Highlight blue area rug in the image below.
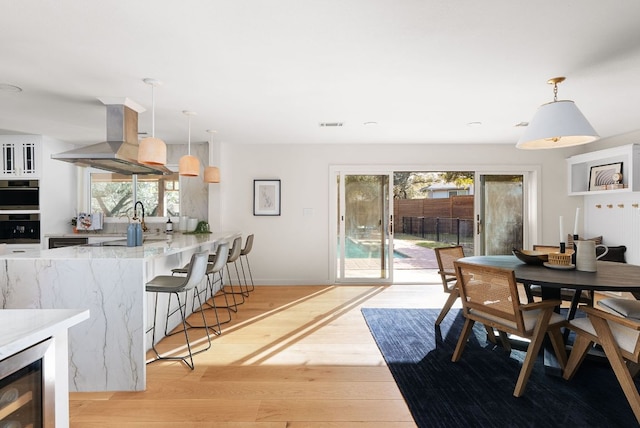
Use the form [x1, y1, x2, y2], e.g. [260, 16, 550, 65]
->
[361, 307, 638, 428]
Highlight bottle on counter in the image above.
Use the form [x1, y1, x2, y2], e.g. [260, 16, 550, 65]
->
[126, 223, 136, 247]
[135, 222, 143, 246]
[166, 217, 173, 234]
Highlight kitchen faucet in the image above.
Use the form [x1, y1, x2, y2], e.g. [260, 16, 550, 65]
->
[133, 201, 148, 232]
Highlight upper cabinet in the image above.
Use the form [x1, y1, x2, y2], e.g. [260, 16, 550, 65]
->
[1, 140, 40, 177]
[567, 143, 640, 196]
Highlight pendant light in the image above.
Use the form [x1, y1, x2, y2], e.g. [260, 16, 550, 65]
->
[138, 78, 167, 165]
[516, 77, 598, 149]
[179, 110, 200, 176]
[204, 129, 220, 183]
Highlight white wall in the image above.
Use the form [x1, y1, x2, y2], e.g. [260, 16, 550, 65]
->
[215, 141, 591, 285]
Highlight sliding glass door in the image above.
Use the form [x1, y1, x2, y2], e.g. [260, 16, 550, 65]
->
[336, 173, 393, 282]
[476, 174, 524, 255]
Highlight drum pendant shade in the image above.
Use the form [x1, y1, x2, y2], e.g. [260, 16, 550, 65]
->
[179, 111, 199, 177]
[204, 166, 220, 183]
[138, 78, 167, 165]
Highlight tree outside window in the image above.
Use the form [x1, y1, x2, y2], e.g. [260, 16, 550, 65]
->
[90, 171, 180, 218]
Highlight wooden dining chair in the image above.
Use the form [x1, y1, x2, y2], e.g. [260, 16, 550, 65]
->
[434, 246, 465, 326]
[434, 246, 502, 346]
[563, 299, 640, 423]
[451, 260, 567, 397]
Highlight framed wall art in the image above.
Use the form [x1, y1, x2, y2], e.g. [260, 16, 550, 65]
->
[589, 162, 623, 191]
[253, 179, 281, 216]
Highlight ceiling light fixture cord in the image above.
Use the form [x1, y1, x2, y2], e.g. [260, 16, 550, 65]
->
[151, 84, 156, 137]
[188, 113, 192, 154]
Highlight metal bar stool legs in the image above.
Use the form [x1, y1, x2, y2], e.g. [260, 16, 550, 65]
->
[239, 234, 255, 293]
[146, 251, 211, 370]
[172, 243, 233, 335]
[221, 236, 249, 301]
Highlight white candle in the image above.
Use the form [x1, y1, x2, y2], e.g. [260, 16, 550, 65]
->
[573, 208, 580, 236]
[559, 216, 564, 242]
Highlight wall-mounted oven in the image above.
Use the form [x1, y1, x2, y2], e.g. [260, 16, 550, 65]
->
[0, 180, 39, 211]
[0, 213, 40, 244]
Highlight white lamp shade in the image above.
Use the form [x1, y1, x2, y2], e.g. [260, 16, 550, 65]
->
[516, 100, 599, 149]
[179, 155, 200, 177]
[204, 166, 220, 183]
[138, 137, 167, 165]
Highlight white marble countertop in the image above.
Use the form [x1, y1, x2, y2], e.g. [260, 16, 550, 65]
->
[1, 231, 239, 260]
[0, 309, 90, 360]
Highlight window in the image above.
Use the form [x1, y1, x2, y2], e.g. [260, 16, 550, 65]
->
[89, 170, 180, 218]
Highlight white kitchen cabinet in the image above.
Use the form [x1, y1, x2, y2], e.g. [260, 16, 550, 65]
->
[566, 143, 640, 196]
[1, 140, 40, 177]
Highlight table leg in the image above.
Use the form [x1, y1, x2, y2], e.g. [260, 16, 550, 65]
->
[538, 284, 564, 376]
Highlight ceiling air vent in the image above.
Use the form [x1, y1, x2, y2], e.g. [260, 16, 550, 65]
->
[319, 122, 344, 127]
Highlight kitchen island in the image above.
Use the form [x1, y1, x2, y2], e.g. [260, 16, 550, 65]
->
[0, 309, 89, 427]
[0, 231, 240, 392]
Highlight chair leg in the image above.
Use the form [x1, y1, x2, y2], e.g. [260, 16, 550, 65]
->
[151, 289, 212, 370]
[513, 308, 553, 397]
[548, 327, 567, 370]
[214, 269, 240, 312]
[240, 255, 255, 292]
[485, 325, 498, 345]
[563, 334, 593, 381]
[452, 318, 475, 362]
[590, 315, 640, 424]
[498, 330, 512, 353]
[221, 262, 248, 301]
[233, 260, 250, 297]
[222, 265, 244, 312]
[184, 283, 224, 336]
[435, 290, 459, 326]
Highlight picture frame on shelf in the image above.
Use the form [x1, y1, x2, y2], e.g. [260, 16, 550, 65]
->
[589, 162, 623, 191]
[253, 179, 281, 216]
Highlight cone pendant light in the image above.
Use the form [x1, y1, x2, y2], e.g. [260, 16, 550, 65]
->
[179, 111, 200, 176]
[138, 78, 167, 165]
[204, 129, 220, 183]
[516, 77, 598, 149]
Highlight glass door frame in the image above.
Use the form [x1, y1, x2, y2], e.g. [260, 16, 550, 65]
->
[329, 164, 541, 283]
[474, 168, 540, 255]
[330, 166, 394, 284]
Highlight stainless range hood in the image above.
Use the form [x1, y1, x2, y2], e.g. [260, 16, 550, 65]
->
[52, 99, 172, 175]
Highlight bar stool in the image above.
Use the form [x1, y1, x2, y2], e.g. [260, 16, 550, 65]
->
[146, 251, 210, 370]
[220, 236, 249, 306]
[239, 234, 255, 292]
[171, 242, 232, 334]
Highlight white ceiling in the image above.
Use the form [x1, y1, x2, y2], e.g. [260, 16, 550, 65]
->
[1, 0, 640, 147]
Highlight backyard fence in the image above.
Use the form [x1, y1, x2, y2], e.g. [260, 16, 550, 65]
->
[401, 216, 474, 247]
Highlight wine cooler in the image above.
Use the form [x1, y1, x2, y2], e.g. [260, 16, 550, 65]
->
[0, 338, 54, 428]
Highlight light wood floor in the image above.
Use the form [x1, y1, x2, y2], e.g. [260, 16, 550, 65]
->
[69, 272, 449, 427]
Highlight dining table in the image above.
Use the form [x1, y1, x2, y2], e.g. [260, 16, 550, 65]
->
[458, 255, 640, 375]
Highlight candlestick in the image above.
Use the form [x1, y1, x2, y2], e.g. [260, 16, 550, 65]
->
[573, 208, 580, 236]
[559, 216, 564, 242]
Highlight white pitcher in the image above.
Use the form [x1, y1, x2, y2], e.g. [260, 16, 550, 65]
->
[575, 240, 609, 272]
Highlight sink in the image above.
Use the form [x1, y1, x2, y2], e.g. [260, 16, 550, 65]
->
[85, 236, 168, 247]
[143, 236, 168, 242]
[100, 240, 128, 246]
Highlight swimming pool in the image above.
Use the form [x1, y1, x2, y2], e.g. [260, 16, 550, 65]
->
[342, 239, 407, 259]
